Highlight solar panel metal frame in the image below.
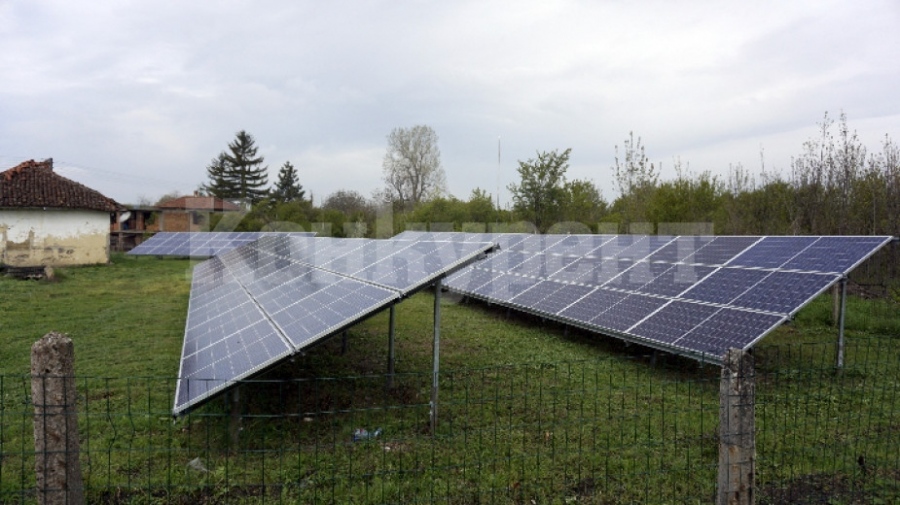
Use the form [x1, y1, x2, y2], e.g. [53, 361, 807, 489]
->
[173, 236, 496, 416]
[443, 233, 893, 364]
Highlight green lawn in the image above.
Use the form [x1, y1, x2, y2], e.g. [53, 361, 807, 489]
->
[1, 253, 899, 503]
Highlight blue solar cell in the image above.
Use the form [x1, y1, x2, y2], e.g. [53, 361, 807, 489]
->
[631, 301, 719, 343]
[645, 236, 715, 263]
[471, 273, 540, 300]
[591, 235, 645, 258]
[732, 271, 838, 314]
[444, 267, 495, 293]
[781, 236, 892, 273]
[130, 231, 316, 257]
[726, 236, 817, 268]
[609, 261, 674, 292]
[686, 236, 760, 265]
[508, 254, 558, 278]
[177, 289, 293, 412]
[546, 256, 596, 283]
[672, 309, 785, 357]
[558, 288, 628, 324]
[680, 268, 771, 304]
[271, 278, 398, 348]
[512, 234, 566, 254]
[509, 280, 564, 309]
[591, 294, 668, 332]
[539, 283, 594, 314]
[544, 235, 615, 257]
[574, 258, 634, 287]
[638, 264, 717, 297]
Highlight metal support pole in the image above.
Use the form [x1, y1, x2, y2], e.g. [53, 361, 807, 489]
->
[387, 305, 396, 389]
[341, 330, 348, 355]
[430, 278, 442, 433]
[230, 386, 242, 451]
[836, 278, 848, 368]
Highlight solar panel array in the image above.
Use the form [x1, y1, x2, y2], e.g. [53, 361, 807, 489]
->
[174, 234, 495, 415]
[417, 232, 894, 363]
[128, 231, 316, 257]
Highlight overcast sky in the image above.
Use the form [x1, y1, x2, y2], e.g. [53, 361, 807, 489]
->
[2, 1, 898, 206]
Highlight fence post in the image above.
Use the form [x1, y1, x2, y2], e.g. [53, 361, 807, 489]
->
[31, 332, 85, 505]
[717, 348, 755, 505]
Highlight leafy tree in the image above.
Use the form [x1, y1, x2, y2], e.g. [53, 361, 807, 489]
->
[561, 179, 607, 225]
[270, 161, 306, 203]
[322, 189, 372, 217]
[382, 125, 447, 210]
[507, 148, 572, 232]
[466, 188, 498, 224]
[645, 169, 723, 232]
[204, 130, 269, 204]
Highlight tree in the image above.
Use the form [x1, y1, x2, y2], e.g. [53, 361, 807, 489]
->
[203, 153, 235, 198]
[561, 178, 607, 224]
[322, 189, 373, 217]
[507, 148, 572, 232]
[270, 161, 305, 203]
[382, 125, 447, 210]
[204, 130, 269, 204]
[612, 132, 659, 231]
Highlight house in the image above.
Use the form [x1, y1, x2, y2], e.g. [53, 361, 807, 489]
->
[0, 158, 122, 267]
[109, 194, 243, 251]
[154, 194, 243, 232]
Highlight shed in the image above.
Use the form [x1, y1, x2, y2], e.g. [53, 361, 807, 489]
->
[0, 158, 122, 267]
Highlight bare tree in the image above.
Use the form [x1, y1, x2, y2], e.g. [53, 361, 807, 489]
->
[382, 125, 447, 210]
[612, 131, 659, 231]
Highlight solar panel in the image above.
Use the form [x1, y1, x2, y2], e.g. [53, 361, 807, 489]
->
[128, 231, 316, 257]
[173, 235, 495, 415]
[443, 233, 893, 363]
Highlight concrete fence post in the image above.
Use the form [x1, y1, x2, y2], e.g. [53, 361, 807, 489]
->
[717, 348, 756, 505]
[31, 332, 84, 505]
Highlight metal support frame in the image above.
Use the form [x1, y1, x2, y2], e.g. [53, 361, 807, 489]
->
[836, 278, 848, 368]
[387, 304, 396, 388]
[341, 330, 348, 355]
[430, 278, 442, 433]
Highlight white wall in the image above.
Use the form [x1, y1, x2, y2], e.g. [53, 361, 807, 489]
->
[0, 209, 110, 266]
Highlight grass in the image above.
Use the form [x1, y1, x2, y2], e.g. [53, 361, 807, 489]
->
[1, 253, 899, 503]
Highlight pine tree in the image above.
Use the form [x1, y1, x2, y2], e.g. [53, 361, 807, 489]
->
[203, 130, 270, 204]
[202, 153, 236, 198]
[270, 161, 306, 203]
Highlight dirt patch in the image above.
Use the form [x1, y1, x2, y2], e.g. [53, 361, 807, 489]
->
[759, 471, 898, 504]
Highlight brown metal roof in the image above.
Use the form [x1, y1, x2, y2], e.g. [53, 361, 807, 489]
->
[0, 159, 122, 212]
[157, 195, 242, 211]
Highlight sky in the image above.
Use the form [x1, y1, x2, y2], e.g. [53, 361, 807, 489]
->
[1, 0, 899, 207]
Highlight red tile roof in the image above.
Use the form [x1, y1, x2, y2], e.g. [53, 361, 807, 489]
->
[0, 159, 122, 212]
[157, 195, 242, 211]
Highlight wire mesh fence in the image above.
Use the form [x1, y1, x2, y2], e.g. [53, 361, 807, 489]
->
[2, 337, 899, 504]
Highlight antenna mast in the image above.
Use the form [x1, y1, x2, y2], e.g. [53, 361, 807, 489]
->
[497, 136, 501, 211]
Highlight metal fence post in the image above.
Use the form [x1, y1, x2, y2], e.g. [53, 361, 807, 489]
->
[31, 332, 84, 505]
[717, 348, 755, 505]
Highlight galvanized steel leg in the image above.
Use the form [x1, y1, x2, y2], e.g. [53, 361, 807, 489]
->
[387, 304, 396, 389]
[431, 278, 442, 433]
[836, 278, 848, 368]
